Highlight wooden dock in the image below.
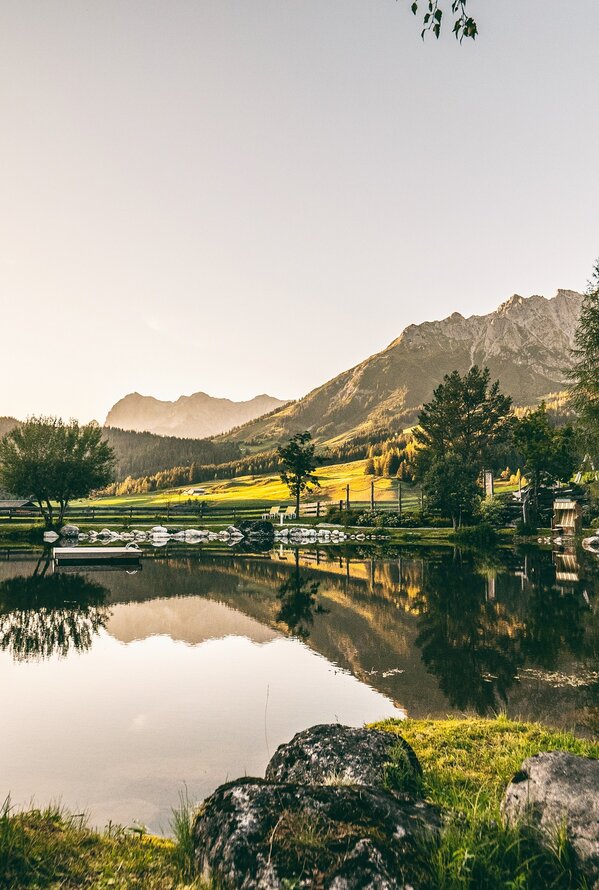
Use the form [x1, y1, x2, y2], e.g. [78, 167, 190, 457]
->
[53, 546, 142, 567]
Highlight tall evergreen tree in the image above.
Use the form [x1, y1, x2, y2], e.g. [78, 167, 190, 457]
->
[570, 259, 599, 459]
[415, 366, 513, 472]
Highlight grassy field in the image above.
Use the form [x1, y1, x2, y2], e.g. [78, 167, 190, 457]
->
[75, 459, 423, 511]
[2, 718, 597, 889]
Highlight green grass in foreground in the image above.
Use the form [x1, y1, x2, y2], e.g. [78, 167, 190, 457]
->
[0, 797, 206, 890]
[373, 716, 599, 888]
[2, 719, 597, 889]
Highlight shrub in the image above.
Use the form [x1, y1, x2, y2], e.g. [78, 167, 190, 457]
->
[515, 520, 538, 536]
[454, 522, 498, 545]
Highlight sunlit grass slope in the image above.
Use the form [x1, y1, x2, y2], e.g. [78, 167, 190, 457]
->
[79, 459, 421, 510]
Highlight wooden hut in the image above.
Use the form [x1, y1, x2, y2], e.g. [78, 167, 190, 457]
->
[552, 498, 582, 536]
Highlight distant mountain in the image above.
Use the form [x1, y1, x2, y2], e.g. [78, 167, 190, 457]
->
[105, 391, 287, 439]
[221, 289, 583, 447]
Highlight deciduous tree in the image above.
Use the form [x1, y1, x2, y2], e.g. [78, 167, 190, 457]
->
[277, 431, 322, 519]
[0, 417, 115, 529]
[514, 403, 577, 510]
[422, 452, 481, 528]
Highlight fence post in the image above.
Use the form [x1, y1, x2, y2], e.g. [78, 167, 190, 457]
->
[317, 500, 320, 518]
[346, 484, 350, 512]
[370, 480, 374, 510]
[398, 481, 402, 516]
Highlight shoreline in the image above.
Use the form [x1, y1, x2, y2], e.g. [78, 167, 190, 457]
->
[3, 717, 597, 889]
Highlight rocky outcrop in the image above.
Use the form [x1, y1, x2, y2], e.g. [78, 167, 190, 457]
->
[265, 723, 421, 791]
[193, 778, 439, 889]
[502, 751, 599, 888]
[193, 724, 438, 888]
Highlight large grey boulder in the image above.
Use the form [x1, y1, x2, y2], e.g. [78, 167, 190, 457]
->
[193, 778, 439, 889]
[59, 524, 79, 537]
[502, 751, 599, 888]
[265, 723, 421, 791]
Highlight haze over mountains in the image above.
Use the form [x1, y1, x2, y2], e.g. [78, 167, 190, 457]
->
[220, 289, 583, 447]
[87, 288, 582, 451]
[105, 392, 287, 439]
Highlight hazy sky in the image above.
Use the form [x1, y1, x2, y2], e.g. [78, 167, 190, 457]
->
[1, 1, 598, 422]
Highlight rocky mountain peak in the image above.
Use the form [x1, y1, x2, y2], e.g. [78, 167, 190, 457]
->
[222, 287, 584, 447]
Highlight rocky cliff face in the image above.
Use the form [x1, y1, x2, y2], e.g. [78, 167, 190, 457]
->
[105, 391, 287, 439]
[223, 289, 583, 445]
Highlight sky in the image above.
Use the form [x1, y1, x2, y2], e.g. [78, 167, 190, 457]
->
[1, 0, 598, 423]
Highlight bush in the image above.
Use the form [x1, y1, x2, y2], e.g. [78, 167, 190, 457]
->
[515, 520, 538, 536]
[454, 522, 498, 545]
[477, 496, 511, 528]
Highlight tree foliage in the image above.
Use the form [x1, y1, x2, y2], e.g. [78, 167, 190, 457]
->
[277, 432, 322, 518]
[415, 366, 513, 472]
[414, 367, 512, 527]
[514, 403, 577, 506]
[410, 0, 478, 41]
[0, 417, 115, 528]
[422, 452, 482, 528]
[570, 259, 599, 459]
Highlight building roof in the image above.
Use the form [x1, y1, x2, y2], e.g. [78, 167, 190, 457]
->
[0, 499, 36, 508]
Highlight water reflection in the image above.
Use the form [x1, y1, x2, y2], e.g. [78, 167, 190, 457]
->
[0, 570, 110, 661]
[412, 551, 590, 713]
[276, 551, 327, 640]
[0, 543, 597, 833]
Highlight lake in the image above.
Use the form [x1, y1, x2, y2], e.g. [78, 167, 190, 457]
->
[0, 544, 597, 834]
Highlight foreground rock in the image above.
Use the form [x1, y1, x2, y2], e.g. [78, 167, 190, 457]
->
[502, 751, 599, 887]
[265, 723, 421, 791]
[194, 778, 439, 889]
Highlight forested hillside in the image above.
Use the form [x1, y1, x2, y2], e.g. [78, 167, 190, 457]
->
[0, 418, 241, 483]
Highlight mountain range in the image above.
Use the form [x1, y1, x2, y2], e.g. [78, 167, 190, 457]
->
[104, 392, 287, 439]
[218, 288, 583, 447]
[98, 288, 583, 449]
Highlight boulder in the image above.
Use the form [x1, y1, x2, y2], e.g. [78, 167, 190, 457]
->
[265, 724, 421, 791]
[193, 778, 439, 889]
[502, 751, 599, 887]
[59, 524, 79, 537]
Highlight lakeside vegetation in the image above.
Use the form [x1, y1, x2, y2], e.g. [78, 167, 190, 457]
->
[2, 718, 597, 890]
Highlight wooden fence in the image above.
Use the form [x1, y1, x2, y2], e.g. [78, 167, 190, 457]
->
[0, 496, 420, 524]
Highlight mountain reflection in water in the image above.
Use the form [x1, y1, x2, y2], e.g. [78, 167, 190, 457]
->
[0, 544, 597, 832]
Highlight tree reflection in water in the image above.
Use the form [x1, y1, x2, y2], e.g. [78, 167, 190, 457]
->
[414, 548, 595, 714]
[0, 569, 110, 662]
[276, 551, 327, 640]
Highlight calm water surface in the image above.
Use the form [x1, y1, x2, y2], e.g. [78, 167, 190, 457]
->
[0, 544, 597, 833]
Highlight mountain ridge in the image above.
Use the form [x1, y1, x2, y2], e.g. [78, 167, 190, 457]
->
[219, 288, 583, 447]
[105, 391, 287, 439]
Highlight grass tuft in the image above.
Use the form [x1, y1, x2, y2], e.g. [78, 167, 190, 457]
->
[169, 786, 198, 883]
[0, 794, 210, 889]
